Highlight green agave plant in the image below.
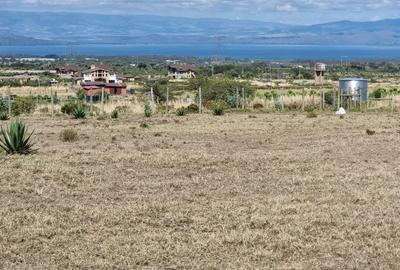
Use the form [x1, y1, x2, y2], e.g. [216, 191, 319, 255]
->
[73, 106, 87, 119]
[176, 107, 186, 116]
[0, 118, 36, 155]
[111, 109, 119, 119]
[0, 112, 9, 121]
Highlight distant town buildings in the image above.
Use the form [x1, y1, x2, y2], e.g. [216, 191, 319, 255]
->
[167, 64, 196, 79]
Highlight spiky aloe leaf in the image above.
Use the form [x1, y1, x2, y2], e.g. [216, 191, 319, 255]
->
[73, 106, 86, 119]
[0, 112, 9, 121]
[0, 118, 36, 155]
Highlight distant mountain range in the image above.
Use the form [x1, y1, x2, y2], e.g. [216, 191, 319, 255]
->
[0, 10, 400, 46]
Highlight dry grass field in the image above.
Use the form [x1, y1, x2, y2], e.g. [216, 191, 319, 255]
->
[1, 112, 400, 269]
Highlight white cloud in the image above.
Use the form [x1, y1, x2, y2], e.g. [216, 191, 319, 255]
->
[276, 3, 297, 12]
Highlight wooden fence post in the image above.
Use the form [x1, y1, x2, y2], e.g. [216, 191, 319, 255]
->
[302, 88, 305, 111]
[90, 95, 93, 113]
[7, 88, 11, 115]
[51, 89, 54, 117]
[166, 87, 169, 114]
[101, 87, 105, 113]
[150, 87, 154, 103]
[242, 87, 245, 110]
[199, 87, 202, 113]
[236, 87, 239, 109]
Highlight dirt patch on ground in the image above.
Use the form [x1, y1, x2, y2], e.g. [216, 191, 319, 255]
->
[1, 112, 400, 269]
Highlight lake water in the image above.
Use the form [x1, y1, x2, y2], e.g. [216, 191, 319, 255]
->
[0, 44, 399, 60]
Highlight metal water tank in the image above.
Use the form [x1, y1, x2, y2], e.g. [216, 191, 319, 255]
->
[339, 78, 368, 101]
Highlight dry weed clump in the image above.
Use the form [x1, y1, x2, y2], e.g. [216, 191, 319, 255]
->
[59, 128, 78, 142]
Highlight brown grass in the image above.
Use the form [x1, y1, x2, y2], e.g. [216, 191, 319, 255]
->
[1, 112, 400, 269]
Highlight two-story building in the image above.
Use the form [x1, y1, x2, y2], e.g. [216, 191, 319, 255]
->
[168, 64, 196, 80]
[80, 64, 127, 95]
[55, 64, 79, 78]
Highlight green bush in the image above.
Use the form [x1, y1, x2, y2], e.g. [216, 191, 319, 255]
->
[144, 102, 152, 118]
[61, 101, 80, 115]
[0, 112, 9, 121]
[0, 118, 36, 155]
[186, 103, 199, 113]
[76, 89, 87, 101]
[11, 97, 37, 116]
[0, 97, 8, 112]
[371, 88, 384, 99]
[324, 91, 335, 106]
[304, 104, 318, 113]
[60, 128, 78, 142]
[111, 110, 119, 119]
[189, 77, 255, 107]
[265, 91, 279, 101]
[212, 103, 225, 116]
[176, 107, 186, 116]
[73, 106, 86, 119]
[62, 101, 91, 116]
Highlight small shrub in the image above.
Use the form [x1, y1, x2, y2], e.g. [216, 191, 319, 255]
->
[114, 105, 129, 114]
[61, 101, 90, 115]
[0, 112, 9, 121]
[253, 103, 264, 110]
[60, 128, 78, 142]
[306, 111, 318, 118]
[73, 106, 86, 119]
[111, 110, 119, 119]
[176, 107, 186, 116]
[366, 129, 376, 135]
[11, 97, 36, 116]
[304, 104, 318, 113]
[144, 102, 152, 118]
[371, 88, 384, 99]
[39, 107, 49, 114]
[324, 91, 335, 106]
[0, 118, 36, 155]
[97, 114, 108, 121]
[212, 104, 225, 116]
[187, 103, 199, 113]
[76, 89, 86, 101]
[286, 102, 302, 111]
[62, 101, 79, 115]
[140, 122, 149, 128]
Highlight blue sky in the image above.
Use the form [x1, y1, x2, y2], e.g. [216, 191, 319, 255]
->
[1, 0, 399, 24]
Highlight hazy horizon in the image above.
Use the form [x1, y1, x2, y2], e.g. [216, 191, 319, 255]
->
[0, 0, 399, 24]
